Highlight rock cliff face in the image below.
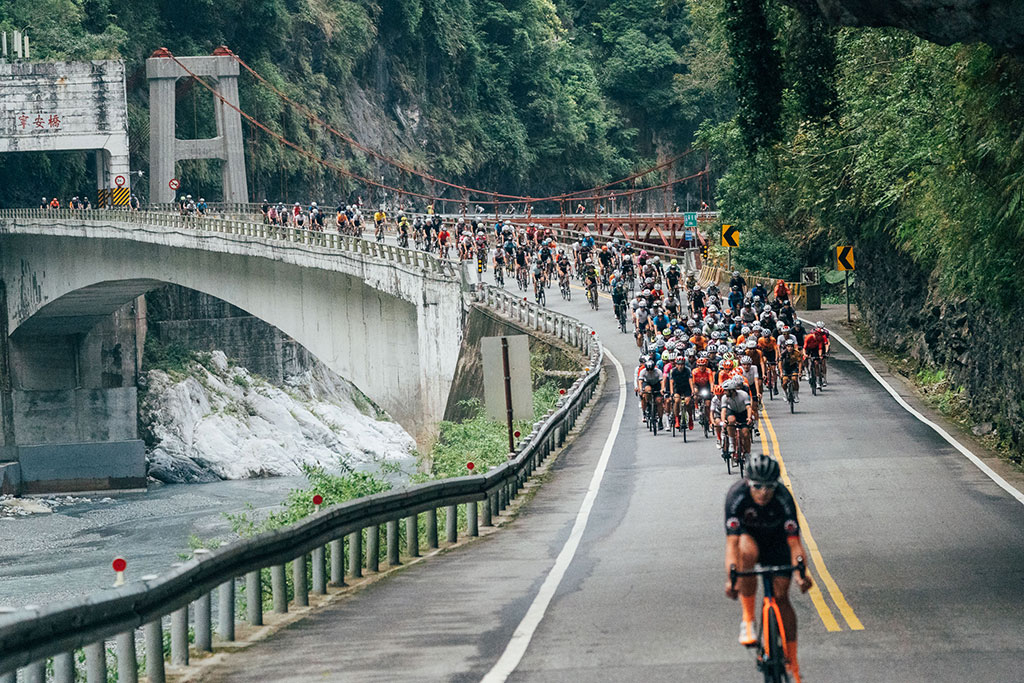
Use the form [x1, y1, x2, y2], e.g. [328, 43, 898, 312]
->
[855, 237, 1023, 458]
[790, 0, 1024, 51]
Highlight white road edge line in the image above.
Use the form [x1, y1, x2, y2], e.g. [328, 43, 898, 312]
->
[801, 317, 1024, 506]
[481, 347, 626, 683]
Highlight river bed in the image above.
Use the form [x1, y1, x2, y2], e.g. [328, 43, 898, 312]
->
[0, 476, 307, 609]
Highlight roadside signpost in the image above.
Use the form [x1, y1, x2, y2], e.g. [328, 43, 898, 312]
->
[722, 224, 739, 270]
[836, 246, 855, 322]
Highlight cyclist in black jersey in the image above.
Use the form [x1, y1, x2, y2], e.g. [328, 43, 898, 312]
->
[725, 455, 812, 682]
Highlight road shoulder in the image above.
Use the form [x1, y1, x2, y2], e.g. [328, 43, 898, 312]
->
[808, 303, 1024, 499]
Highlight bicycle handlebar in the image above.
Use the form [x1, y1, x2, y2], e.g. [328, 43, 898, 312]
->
[729, 557, 806, 591]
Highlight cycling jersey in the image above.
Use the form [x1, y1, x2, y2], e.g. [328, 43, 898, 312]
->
[724, 479, 800, 562]
[638, 368, 663, 388]
[722, 390, 750, 415]
[780, 350, 802, 374]
[669, 365, 692, 396]
[692, 367, 714, 387]
[804, 333, 825, 354]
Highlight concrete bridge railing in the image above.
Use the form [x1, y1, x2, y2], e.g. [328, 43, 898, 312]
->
[0, 281, 602, 682]
[0, 208, 460, 279]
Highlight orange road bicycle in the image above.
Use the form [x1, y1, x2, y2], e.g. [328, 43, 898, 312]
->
[730, 559, 807, 683]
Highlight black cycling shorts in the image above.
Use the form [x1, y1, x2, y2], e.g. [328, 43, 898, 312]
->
[725, 409, 749, 422]
[748, 531, 791, 567]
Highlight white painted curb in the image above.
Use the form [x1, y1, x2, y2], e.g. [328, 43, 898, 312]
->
[801, 317, 1024, 506]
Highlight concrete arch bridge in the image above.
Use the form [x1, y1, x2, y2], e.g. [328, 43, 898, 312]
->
[0, 210, 465, 492]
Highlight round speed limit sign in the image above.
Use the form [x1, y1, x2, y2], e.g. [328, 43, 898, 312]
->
[114, 175, 126, 187]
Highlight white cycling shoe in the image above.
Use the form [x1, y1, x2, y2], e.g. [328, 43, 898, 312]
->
[739, 620, 757, 646]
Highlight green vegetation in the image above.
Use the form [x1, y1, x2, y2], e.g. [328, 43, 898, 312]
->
[140, 337, 200, 377]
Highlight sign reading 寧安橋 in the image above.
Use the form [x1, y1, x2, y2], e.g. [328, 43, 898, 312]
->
[0, 60, 130, 194]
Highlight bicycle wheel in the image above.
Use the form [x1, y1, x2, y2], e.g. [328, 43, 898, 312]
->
[810, 365, 817, 396]
[763, 606, 789, 683]
[682, 408, 688, 443]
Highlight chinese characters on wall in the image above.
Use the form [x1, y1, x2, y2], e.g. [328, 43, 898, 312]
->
[14, 113, 61, 130]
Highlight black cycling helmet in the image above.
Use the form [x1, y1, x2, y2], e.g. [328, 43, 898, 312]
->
[746, 455, 781, 484]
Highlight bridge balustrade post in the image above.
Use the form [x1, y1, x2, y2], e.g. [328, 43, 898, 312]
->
[331, 539, 345, 585]
[490, 490, 500, 519]
[219, 579, 236, 641]
[426, 508, 439, 549]
[387, 520, 401, 566]
[271, 565, 288, 613]
[406, 515, 420, 557]
[171, 606, 189, 666]
[144, 620, 165, 682]
[498, 484, 507, 510]
[467, 500, 478, 537]
[346, 531, 361, 580]
[366, 525, 380, 572]
[23, 661, 46, 683]
[312, 545, 327, 594]
[246, 571, 263, 626]
[52, 653, 74, 683]
[293, 554, 308, 607]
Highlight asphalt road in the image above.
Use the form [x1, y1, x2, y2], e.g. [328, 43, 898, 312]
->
[204, 259, 1024, 682]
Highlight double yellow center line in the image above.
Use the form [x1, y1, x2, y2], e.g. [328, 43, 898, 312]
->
[758, 409, 864, 633]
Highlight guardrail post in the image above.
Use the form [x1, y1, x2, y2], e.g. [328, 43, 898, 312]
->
[52, 653, 74, 683]
[406, 514, 419, 557]
[246, 571, 263, 626]
[387, 519, 401, 566]
[446, 504, 458, 543]
[498, 484, 507, 510]
[467, 500, 479, 536]
[490, 491, 499, 519]
[219, 579, 236, 641]
[171, 606, 189, 665]
[272, 565, 288, 613]
[293, 554, 308, 607]
[331, 539, 345, 585]
[194, 591, 212, 652]
[144, 620, 165, 682]
[116, 631, 138, 682]
[481, 496, 492, 526]
[426, 508, 439, 549]
[312, 545, 327, 594]
[366, 525, 380, 572]
[347, 531, 361, 579]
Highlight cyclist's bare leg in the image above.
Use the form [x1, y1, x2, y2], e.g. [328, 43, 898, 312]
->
[735, 534, 759, 616]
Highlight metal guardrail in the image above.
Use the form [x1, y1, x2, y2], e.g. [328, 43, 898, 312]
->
[0, 210, 604, 681]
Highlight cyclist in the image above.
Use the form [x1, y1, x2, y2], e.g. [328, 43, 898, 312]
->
[729, 270, 746, 294]
[773, 279, 791, 304]
[720, 378, 753, 462]
[738, 355, 761, 433]
[666, 351, 695, 431]
[724, 454, 813, 683]
[814, 321, 831, 386]
[803, 324, 827, 389]
[637, 358, 664, 427]
[582, 258, 599, 302]
[532, 264, 547, 303]
[611, 277, 628, 327]
[779, 339, 803, 403]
